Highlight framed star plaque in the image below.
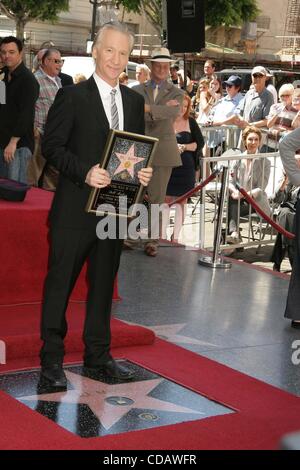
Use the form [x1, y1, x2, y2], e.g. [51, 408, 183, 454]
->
[86, 129, 158, 218]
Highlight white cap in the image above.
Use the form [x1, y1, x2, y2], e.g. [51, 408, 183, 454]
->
[252, 66, 272, 77]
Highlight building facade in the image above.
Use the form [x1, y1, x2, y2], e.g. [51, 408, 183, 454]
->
[0, 0, 159, 57]
[0, 0, 299, 66]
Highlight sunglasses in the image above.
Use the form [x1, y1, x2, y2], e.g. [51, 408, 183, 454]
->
[252, 73, 264, 78]
[280, 94, 292, 98]
[225, 84, 234, 88]
[48, 58, 64, 64]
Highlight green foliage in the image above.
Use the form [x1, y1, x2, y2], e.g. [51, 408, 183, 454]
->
[116, 0, 259, 28]
[205, 0, 259, 27]
[116, 0, 141, 12]
[0, 0, 69, 23]
[117, 0, 162, 32]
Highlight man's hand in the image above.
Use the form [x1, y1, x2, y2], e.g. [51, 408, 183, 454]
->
[166, 99, 180, 107]
[4, 140, 17, 163]
[236, 117, 248, 128]
[137, 167, 153, 187]
[178, 143, 186, 154]
[238, 120, 248, 129]
[85, 165, 111, 188]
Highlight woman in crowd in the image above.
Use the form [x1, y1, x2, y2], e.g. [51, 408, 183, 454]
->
[209, 75, 223, 104]
[165, 94, 204, 242]
[227, 126, 271, 245]
[118, 71, 129, 85]
[267, 84, 296, 148]
[194, 78, 215, 125]
[291, 88, 300, 128]
[73, 73, 87, 84]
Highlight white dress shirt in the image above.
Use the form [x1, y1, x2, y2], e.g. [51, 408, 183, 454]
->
[93, 72, 124, 130]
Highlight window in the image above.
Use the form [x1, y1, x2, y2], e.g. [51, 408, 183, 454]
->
[256, 16, 271, 30]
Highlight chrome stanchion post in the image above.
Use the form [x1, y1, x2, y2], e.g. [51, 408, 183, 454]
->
[198, 166, 231, 268]
[199, 158, 206, 249]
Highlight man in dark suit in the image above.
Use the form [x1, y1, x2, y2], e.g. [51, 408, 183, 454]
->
[279, 127, 300, 329]
[40, 22, 152, 388]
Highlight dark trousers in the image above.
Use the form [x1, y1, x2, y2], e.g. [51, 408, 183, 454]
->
[271, 233, 294, 269]
[271, 207, 296, 270]
[285, 199, 300, 320]
[40, 227, 123, 366]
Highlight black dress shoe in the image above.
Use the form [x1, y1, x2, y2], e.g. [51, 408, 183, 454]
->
[40, 364, 67, 388]
[291, 320, 300, 329]
[84, 359, 135, 380]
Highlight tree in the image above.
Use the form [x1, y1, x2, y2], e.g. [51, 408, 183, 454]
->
[205, 0, 259, 28]
[0, 0, 69, 40]
[117, 0, 162, 34]
[117, 0, 259, 39]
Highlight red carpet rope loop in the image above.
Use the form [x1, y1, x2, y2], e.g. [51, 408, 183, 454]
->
[236, 183, 295, 240]
[168, 169, 220, 206]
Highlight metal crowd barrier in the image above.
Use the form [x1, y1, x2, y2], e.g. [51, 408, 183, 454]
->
[194, 125, 283, 254]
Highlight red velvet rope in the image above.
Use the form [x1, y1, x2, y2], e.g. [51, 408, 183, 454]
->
[168, 169, 219, 207]
[236, 184, 295, 240]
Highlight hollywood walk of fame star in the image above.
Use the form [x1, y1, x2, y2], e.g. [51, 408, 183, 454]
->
[124, 321, 218, 347]
[114, 144, 145, 178]
[19, 371, 204, 430]
[150, 323, 218, 347]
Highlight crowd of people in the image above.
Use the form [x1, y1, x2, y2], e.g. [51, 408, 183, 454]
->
[1, 23, 300, 372]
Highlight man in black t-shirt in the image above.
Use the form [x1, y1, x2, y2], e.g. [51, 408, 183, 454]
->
[0, 36, 39, 183]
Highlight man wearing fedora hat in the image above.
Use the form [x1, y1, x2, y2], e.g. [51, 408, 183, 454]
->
[132, 47, 184, 257]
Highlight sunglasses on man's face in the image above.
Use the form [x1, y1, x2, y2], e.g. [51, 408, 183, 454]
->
[252, 73, 264, 78]
[226, 84, 234, 88]
[47, 58, 64, 65]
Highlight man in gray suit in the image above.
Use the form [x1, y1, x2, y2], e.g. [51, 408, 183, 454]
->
[279, 128, 300, 328]
[133, 48, 184, 256]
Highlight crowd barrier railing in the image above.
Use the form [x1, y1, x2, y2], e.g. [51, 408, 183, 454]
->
[194, 124, 284, 253]
[236, 183, 295, 240]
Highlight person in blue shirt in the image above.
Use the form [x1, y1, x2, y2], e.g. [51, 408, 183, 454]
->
[206, 75, 243, 154]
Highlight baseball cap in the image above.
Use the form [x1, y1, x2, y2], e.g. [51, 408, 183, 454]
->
[223, 75, 242, 87]
[251, 66, 271, 77]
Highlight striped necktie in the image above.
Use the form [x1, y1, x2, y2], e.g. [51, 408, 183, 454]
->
[110, 88, 119, 129]
[153, 84, 159, 102]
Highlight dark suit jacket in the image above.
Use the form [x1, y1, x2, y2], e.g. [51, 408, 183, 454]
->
[42, 76, 145, 230]
[59, 72, 74, 87]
